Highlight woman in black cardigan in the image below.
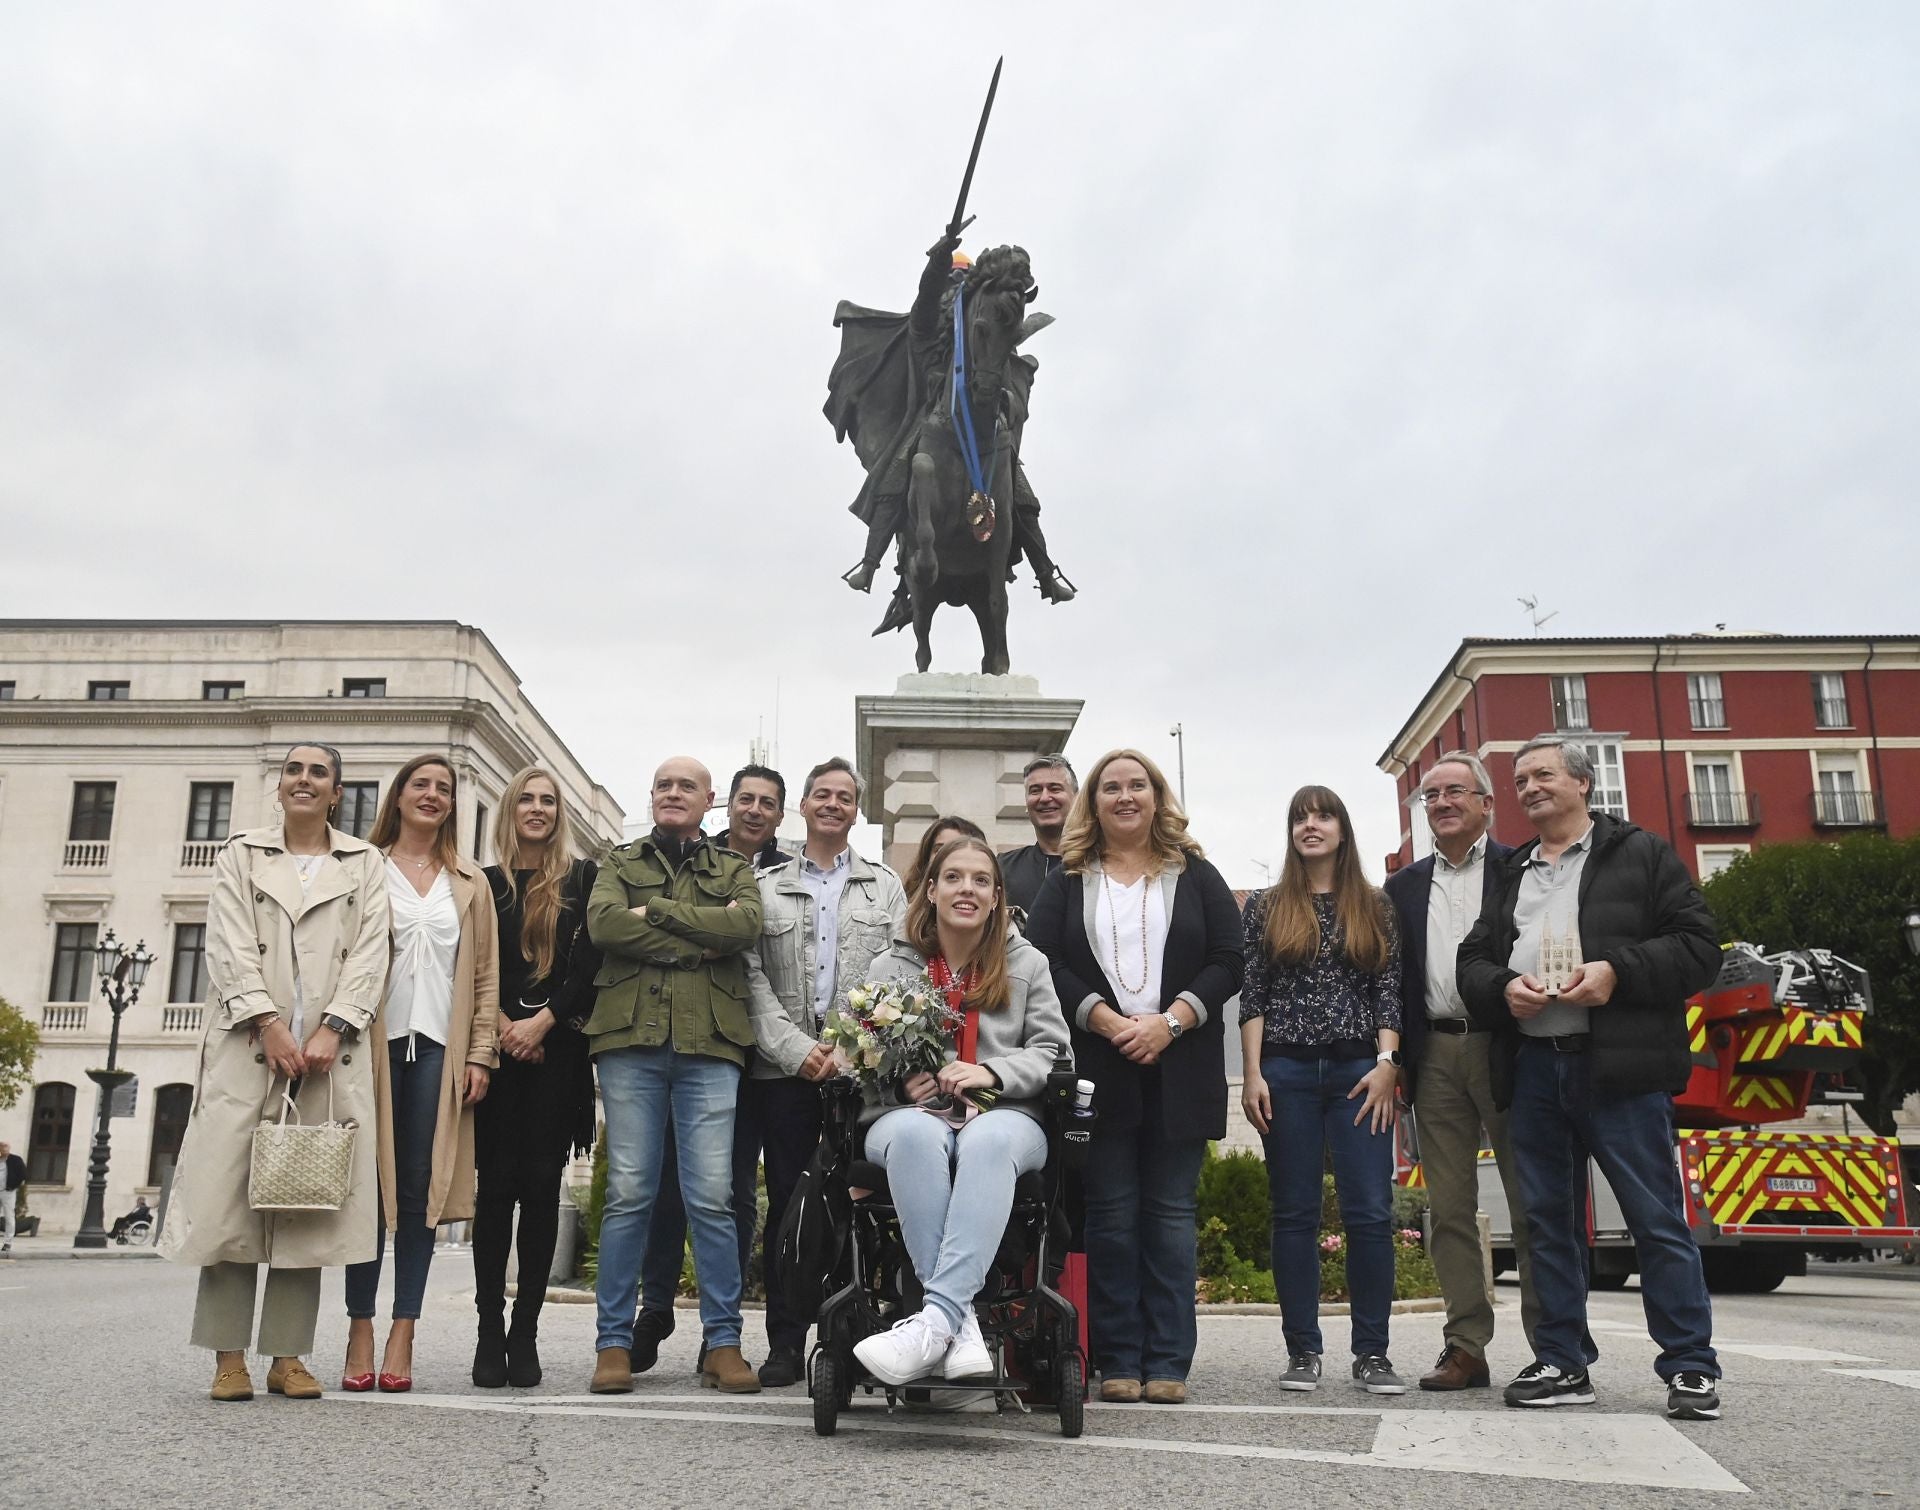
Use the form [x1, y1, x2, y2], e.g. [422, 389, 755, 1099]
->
[1026, 748, 1244, 1405]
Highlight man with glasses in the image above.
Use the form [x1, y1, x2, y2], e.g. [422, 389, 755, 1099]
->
[1383, 752, 1535, 1390]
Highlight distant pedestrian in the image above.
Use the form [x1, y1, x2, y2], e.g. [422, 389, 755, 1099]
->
[2, 1140, 25, 1253]
[902, 816, 988, 902]
[158, 743, 391, 1403]
[342, 752, 500, 1395]
[1458, 735, 1724, 1421]
[1001, 756, 1076, 920]
[1382, 752, 1538, 1390]
[1239, 785, 1408, 1397]
[1026, 748, 1243, 1406]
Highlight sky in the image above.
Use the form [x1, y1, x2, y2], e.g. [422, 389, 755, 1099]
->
[2, 4, 1916, 886]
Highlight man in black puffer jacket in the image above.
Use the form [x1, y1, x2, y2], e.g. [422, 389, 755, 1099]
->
[1459, 736, 1723, 1423]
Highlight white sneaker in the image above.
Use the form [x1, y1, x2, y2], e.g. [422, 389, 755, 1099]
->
[942, 1311, 993, 1379]
[854, 1308, 953, 1386]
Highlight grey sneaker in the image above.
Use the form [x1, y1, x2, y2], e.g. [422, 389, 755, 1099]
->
[1352, 1355, 1408, 1394]
[1278, 1352, 1322, 1391]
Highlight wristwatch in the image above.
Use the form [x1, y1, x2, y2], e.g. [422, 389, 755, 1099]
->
[1162, 1012, 1185, 1041]
[321, 1013, 360, 1042]
[1376, 1048, 1402, 1068]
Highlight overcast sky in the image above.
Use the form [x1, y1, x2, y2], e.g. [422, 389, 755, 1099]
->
[3, 4, 1915, 885]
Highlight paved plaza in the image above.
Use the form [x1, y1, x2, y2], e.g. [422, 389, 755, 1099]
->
[4, 1252, 1916, 1506]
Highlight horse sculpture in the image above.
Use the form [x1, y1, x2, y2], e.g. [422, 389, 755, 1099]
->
[826, 235, 1060, 675]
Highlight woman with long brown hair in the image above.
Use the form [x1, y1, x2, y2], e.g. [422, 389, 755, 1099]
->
[472, 766, 600, 1387]
[1239, 785, 1405, 1396]
[1025, 748, 1244, 1405]
[342, 753, 499, 1392]
[849, 837, 1071, 1386]
[901, 814, 987, 901]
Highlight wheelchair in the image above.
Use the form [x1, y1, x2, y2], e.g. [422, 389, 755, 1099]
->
[808, 1055, 1091, 1438]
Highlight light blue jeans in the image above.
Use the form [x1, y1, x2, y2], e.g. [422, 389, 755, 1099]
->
[594, 1046, 743, 1353]
[866, 1107, 1048, 1334]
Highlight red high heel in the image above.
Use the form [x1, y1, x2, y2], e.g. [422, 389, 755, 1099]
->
[377, 1371, 412, 1393]
[340, 1372, 376, 1393]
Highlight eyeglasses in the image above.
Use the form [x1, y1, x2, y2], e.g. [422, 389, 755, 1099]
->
[1419, 785, 1486, 806]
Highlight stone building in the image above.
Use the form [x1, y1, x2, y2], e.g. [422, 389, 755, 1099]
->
[0, 619, 624, 1235]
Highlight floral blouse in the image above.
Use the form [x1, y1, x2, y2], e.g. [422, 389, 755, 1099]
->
[1238, 890, 1402, 1054]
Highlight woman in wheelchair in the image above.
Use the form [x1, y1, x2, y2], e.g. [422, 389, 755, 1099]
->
[849, 836, 1071, 1387]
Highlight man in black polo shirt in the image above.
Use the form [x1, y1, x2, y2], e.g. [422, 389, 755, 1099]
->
[1001, 755, 1075, 919]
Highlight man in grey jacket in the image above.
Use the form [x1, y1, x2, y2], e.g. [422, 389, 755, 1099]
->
[744, 757, 908, 1385]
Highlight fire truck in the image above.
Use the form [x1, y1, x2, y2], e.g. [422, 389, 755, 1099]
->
[1448, 945, 1916, 1293]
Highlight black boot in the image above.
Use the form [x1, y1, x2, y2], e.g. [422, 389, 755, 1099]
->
[506, 1305, 542, 1388]
[472, 1312, 508, 1388]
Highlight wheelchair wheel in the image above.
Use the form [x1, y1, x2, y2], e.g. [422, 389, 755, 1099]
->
[1056, 1349, 1084, 1439]
[812, 1351, 842, 1437]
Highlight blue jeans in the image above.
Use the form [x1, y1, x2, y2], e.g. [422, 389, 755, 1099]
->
[1509, 1040, 1718, 1380]
[867, 1107, 1047, 1334]
[1082, 1076, 1207, 1382]
[1260, 1054, 1396, 1358]
[638, 1070, 759, 1326]
[345, 1036, 445, 1321]
[595, 1046, 743, 1352]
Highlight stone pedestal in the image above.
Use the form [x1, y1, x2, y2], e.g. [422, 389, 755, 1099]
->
[854, 673, 1084, 873]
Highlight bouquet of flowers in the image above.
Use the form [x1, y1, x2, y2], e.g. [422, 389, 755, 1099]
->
[822, 972, 998, 1123]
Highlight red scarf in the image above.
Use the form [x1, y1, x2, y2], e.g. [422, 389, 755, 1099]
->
[927, 954, 979, 1064]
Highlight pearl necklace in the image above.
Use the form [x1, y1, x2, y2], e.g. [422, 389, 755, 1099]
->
[1102, 872, 1151, 994]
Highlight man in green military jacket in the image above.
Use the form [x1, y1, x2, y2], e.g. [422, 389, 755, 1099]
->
[585, 756, 765, 1396]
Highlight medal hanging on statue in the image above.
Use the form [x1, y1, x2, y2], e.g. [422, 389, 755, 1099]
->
[952, 287, 998, 545]
[966, 490, 996, 542]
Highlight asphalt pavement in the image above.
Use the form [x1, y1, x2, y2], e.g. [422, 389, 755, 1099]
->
[3, 1252, 1916, 1507]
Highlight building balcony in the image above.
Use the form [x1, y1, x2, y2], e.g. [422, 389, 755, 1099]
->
[161, 1005, 203, 1034]
[1687, 791, 1758, 828]
[62, 839, 111, 870]
[1811, 790, 1883, 829]
[179, 840, 222, 870]
[41, 1003, 88, 1032]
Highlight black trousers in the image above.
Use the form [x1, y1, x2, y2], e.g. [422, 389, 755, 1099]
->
[473, 1146, 569, 1325]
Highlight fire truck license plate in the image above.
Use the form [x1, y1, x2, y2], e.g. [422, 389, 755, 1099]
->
[1766, 1176, 1818, 1193]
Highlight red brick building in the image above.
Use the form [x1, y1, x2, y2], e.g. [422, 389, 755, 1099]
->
[1377, 635, 1919, 880]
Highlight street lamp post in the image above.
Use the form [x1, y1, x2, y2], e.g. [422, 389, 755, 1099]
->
[1169, 723, 1186, 809]
[72, 929, 154, 1250]
[1902, 907, 1920, 960]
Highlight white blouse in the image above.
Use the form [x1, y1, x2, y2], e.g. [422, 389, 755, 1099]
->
[384, 860, 459, 1050]
[1096, 872, 1167, 1017]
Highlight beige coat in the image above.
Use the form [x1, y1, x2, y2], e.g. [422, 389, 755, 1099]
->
[159, 825, 392, 1270]
[374, 855, 499, 1232]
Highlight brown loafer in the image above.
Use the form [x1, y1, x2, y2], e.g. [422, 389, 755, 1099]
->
[211, 1363, 255, 1402]
[1143, 1380, 1187, 1405]
[700, 1344, 763, 1394]
[266, 1358, 323, 1399]
[1419, 1343, 1491, 1392]
[1099, 1377, 1142, 1403]
[591, 1347, 634, 1395]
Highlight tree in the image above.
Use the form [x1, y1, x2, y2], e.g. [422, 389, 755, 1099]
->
[0, 994, 39, 1112]
[1702, 834, 1920, 1135]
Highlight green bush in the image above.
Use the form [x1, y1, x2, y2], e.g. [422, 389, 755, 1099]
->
[1197, 1146, 1270, 1267]
[1195, 1217, 1276, 1303]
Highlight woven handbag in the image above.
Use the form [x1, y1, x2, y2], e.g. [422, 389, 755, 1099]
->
[249, 1074, 358, 1213]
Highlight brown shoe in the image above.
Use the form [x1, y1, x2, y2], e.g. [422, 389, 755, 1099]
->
[266, 1358, 323, 1399]
[1099, 1377, 1142, 1403]
[591, 1347, 634, 1395]
[210, 1362, 255, 1402]
[700, 1344, 763, 1394]
[1143, 1380, 1187, 1405]
[1419, 1343, 1491, 1392]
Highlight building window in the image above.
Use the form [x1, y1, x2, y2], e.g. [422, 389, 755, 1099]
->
[1578, 739, 1628, 819]
[68, 781, 117, 842]
[48, 923, 99, 1002]
[28, 1083, 77, 1184]
[1688, 758, 1749, 826]
[473, 802, 489, 861]
[201, 681, 244, 700]
[0, 680, 15, 699]
[1812, 672, 1850, 729]
[342, 677, 387, 698]
[169, 924, 209, 1003]
[147, 1084, 194, 1187]
[185, 782, 233, 843]
[1813, 753, 1875, 826]
[1551, 675, 1590, 732]
[1697, 845, 1750, 880]
[336, 781, 379, 839]
[1687, 673, 1726, 730]
[87, 680, 131, 701]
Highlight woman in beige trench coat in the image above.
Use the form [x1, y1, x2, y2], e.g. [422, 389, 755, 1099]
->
[342, 752, 499, 1393]
[159, 743, 392, 1402]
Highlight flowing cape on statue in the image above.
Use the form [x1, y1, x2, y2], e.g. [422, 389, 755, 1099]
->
[824, 298, 1049, 527]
